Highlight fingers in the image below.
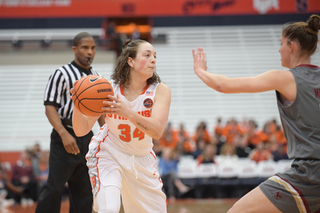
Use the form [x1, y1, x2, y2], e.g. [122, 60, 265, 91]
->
[65, 143, 80, 155]
[192, 47, 205, 60]
[71, 144, 80, 155]
[73, 80, 79, 88]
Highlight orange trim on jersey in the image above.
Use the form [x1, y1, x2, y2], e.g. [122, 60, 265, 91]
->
[86, 125, 109, 196]
[120, 85, 125, 96]
[140, 84, 150, 95]
[150, 151, 156, 160]
[120, 84, 150, 96]
[95, 129, 110, 194]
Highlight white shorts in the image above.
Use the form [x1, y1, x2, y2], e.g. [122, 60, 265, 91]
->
[87, 142, 167, 213]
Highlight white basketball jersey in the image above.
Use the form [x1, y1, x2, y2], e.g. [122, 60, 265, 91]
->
[99, 80, 159, 157]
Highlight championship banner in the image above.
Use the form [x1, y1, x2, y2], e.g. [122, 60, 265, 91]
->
[0, 0, 319, 18]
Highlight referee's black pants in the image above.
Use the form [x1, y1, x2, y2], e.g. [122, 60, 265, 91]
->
[35, 128, 93, 213]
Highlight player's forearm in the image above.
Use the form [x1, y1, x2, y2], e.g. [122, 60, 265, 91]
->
[127, 111, 165, 139]
[72, 107, 98, 136]
[195, 69, 227, 93]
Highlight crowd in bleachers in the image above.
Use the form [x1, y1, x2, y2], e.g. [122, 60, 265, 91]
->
[0, 143, 70, 210]
[155, 117, 290, 201]
[0, 117, 290, 209]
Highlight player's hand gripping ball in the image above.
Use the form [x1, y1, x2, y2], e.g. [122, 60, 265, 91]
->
[71, 75, 114, 116]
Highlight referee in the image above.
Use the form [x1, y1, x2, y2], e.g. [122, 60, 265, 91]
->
[36, 32, 105, 213]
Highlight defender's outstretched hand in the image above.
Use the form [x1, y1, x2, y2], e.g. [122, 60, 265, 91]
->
[192, 47, 207, 74]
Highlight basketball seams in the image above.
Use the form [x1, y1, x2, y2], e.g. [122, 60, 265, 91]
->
[77, 82, 112, 99]
[72, 75, 113, 116]
[73, 76, 89, 108]
[78, 101, 104, 114]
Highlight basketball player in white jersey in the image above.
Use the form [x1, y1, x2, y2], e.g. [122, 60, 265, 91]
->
[72, 39, 171, 213]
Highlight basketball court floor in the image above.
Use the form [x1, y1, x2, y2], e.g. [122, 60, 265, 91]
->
[4, 198, 238, 213]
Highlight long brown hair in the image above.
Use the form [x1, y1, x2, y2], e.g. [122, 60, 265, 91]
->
[282, 14, 320, 56]
[110, 39, 161, 87]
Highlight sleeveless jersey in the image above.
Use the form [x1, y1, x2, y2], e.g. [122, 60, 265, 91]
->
[98, 80, 159, 157]
[276, 65, 320, 159]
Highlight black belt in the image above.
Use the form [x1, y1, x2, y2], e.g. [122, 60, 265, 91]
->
[61, 118, 73, 129]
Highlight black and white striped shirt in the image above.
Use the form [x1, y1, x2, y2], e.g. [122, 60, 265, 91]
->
[44, 61, 101, 119]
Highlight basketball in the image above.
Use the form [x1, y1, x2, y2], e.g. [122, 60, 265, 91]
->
[72, 75, 114, 116]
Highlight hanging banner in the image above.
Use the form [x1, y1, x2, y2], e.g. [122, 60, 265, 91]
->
[0, 0, 319, 18]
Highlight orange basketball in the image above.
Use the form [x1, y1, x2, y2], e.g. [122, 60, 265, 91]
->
[72, 75, 114, 116]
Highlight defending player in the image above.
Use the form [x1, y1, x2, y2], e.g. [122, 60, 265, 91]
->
[193, 14, 320, 213]
[72, 39, 171, 213]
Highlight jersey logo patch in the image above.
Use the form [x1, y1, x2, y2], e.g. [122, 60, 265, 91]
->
[143, 98, 153, 108]
[89, 76, 101, 83]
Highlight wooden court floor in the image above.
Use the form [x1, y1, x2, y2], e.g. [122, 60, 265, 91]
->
[4, 198, 237, 213]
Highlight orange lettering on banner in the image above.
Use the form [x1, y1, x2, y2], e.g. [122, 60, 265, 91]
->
[0, 0, 319, 18]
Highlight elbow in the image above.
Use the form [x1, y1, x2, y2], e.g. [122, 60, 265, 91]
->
[206, 78, 226, 93]
[216, 84, 224, 93]
[73, 126, 89, 137]
[153, 133, 162, 140]
[153, 130, 164, 140]
[215, 83, 227, 93]
[214, 79, 229, 94]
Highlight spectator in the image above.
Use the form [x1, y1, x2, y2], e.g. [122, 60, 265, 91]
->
[220, 143, 237, 157]
[218, 143, 239, 164]
[130, 23, 141, 40]
[193, 121, 211, 144]
[196, 144, 216, 165]
[177, 123, 190, 143]
[275, 125, 287, 146]
[159, 122, 179, 149]
[214, 117, 224, 142]
[258, 122, 271, 143]
[152, 138, 163, 157]
[191, 139, 206, 159]
[158, 147, 189, 203]
[244, 119, 260, 148]
[239, 118, 250, 134]
[0, 165, 21, 212]
[179, 138, 196, 156]
[233, 133, 251, 158]
[222, 118, 243, 144]
[248, 142, 273, 163]
[103, 20, 121, 55]
[29, 143, 41, 181]
[272, 144, 289, 162]
[10, 150, 37, 206]
[268, 119, 278, 135]
[176, 123, 195, 156]
[33, 151, 49, 196]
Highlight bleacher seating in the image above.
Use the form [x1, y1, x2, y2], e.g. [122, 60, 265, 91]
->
[176, 157, 292, 198]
